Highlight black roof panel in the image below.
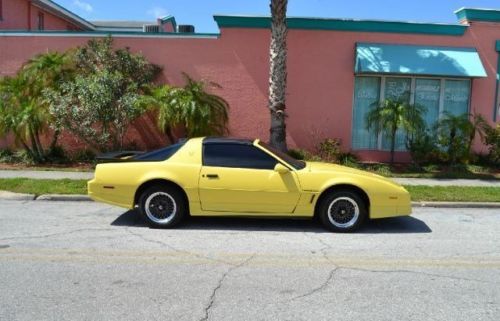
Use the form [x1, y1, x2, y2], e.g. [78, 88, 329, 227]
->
[203, 137, 254, 145]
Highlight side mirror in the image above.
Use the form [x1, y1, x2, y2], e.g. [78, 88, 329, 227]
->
[274, 163, 290, 174]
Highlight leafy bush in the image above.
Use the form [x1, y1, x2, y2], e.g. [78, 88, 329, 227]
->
[316, 138, 342, 163]
[72, 149, 96, 163]
[45, 145, 69, 164]
[45, 37, 161, 152]
[0, 149, 15, 163]
[483, 124, 499, 166]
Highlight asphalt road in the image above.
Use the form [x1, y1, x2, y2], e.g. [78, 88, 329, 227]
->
[0, 201, 499, 321]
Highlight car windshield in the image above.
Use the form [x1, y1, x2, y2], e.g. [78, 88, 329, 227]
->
[258, 141, 306, 170]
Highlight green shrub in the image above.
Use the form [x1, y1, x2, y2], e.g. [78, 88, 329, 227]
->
[45, 145, 69, 164]
[483, 124, 499, 166]
[72, 149, 96, 163]
[13, 150, 36, 165]
[407, 131, 439, 165]
[287, 148, 307, 160]
[0, 149, 15, 163]
[316, 138, 342, 163]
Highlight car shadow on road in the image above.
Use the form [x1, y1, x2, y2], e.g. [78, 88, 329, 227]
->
[111, 210, 431, 234]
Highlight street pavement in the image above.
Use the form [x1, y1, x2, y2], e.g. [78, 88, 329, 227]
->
[0, 169, 499, 186]
[0, 200, 499, 321]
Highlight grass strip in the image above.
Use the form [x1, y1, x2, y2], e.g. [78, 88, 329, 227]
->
[0, 178, 87, 195]
[0, 179, 498, 203]
[405, 185, 500, 202]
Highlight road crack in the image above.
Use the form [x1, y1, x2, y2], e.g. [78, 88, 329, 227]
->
[339, 266, 498, 284]
[199, 254, 255, 321]
[291, 266, 339, 301]
[124, 227, 232, 265]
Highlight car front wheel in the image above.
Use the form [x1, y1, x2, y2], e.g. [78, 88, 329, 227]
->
[138, 185, 186, 228]
[318, 190, 367, 232]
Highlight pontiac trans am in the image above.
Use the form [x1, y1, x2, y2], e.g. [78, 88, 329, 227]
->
[88, 137, 411, 232]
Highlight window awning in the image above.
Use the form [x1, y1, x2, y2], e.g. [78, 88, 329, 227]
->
[355, 43, 487, 78]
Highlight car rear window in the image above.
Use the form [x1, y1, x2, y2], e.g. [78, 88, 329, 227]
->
[133, 142, 185, 161]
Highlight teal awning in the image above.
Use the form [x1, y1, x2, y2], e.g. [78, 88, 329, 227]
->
[355, 43, 487, 78]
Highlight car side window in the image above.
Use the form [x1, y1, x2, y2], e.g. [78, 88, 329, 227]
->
[203, 143, 278, 170]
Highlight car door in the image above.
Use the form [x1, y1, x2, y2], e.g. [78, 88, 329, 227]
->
[198, 142, 301, 213]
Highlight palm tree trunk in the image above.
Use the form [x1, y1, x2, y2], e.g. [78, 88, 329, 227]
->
[390, 128, 397, 164]
[269, 0, 288, 152]
[165, 126, 176, 144]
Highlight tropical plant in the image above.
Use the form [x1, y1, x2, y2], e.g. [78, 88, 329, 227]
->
[138, 74, 229, 142]
[45, 37, 161, 152]
[435, 112, 474, 164]
[0, 52, 72, 163]
[268, 0, 289, 152]
[366, 99, 426, 164]
[480, 123, 499, 166]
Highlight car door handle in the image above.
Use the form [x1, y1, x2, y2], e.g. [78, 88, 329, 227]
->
[206, 174, 219, 179]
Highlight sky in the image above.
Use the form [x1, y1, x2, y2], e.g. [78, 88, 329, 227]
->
[55, 0, 500, 32]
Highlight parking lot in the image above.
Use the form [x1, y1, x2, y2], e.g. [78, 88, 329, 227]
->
[0, 200, 499, 321]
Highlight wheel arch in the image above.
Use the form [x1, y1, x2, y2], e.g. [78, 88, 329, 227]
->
[134, 179, 190, 212]
[314, 184, 370, 218]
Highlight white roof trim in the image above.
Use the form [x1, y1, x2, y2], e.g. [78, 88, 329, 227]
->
[33, 0, 95, 30]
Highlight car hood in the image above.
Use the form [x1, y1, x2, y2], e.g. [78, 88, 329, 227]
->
[306, 161, 400, 186]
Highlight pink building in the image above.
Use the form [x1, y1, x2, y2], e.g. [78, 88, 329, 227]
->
[0, 1, 499, 162]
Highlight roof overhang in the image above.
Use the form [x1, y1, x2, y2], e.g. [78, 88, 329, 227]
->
[455, 8, 500, 23]
[355, 43, 487, 78]
[32, 0, 95, 30]
[213, 15, 467, 36]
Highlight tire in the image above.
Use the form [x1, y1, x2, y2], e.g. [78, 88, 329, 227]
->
[318, 190, 367, 233]
[138, 185, 186, 228]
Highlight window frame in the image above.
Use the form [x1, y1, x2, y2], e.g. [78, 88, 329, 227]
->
[352, 74, 472, 151]
[202, 142, 281, 170]
[37, 11, 44, 31]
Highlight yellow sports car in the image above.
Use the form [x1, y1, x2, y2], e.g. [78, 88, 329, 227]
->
[88, 137, 411, 232]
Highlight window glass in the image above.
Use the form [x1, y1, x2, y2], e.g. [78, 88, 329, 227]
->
[443, 80, 470, 116]
[203, 143, 278, 170]
[415, 79, 441, 129]
[258, 141, 306, 170]
[352, 77, 380, 149]
[133, 142, 185, 161]
[382, 77, 411, 151]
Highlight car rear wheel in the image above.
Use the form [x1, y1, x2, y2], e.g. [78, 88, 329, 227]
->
[318, 190, 367, 232]
[138, 185, 186, 228]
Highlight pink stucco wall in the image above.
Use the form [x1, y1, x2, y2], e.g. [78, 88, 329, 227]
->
[1, 19, 499, 161]
[0, 0, 80, 31]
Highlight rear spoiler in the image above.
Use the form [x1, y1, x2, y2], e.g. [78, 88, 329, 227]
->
[96, 151, 145, 163]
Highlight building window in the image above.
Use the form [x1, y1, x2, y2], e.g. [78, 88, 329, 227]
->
[352, 76, 471, 151]
[0, 0, 3, 20]
[37, 12, 44, 30]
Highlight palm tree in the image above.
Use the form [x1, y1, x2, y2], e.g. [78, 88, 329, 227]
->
[269, 0, 288, 152]
[0, 52, 73, 162]
[22, 52, 74, 150]
[366, 99, 426, 164]
[436, 112, 475, 164]
[139, 74, 229, 142]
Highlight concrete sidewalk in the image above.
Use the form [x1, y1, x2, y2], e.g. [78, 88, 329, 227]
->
[0, 169, 499, 187]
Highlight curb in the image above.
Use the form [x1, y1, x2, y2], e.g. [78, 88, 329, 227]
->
[411, 201, 500, 208]
[35, 194, 92, 202]
[0, 191, 36, 201]
[0, 192, 499, 208]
